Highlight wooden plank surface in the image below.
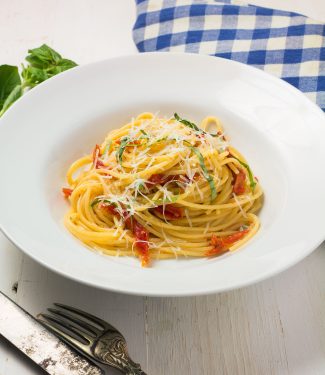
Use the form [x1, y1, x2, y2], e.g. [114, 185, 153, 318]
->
[0, 1, 325, 374]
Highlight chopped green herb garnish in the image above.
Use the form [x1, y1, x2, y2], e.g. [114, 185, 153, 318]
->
[174, 113, 222, 138]
[153, 195, 179, 205]
[184, 141, 217, 201]
[103, 140, 112, 156]
[116, 136, 131, 164]
[91, 197, 117, 208]
[91, 197, 104, 207]
[174, 113, 203, 133]
[148, 136, 168, 148]
[231, 155, 256, 191]
[140, 129, 149, 137]
[191, 147, 217, 201]
[126, 143, 140, 147]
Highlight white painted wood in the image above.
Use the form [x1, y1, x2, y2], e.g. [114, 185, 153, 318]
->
[146, 245, 325, 375]
[0, 235, 23, 299]
[0, 1, 324, 374]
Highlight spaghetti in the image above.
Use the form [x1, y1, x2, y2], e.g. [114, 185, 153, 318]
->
[63, 113, 263, 266]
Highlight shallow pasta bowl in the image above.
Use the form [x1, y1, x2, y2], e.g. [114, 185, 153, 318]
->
[0, 53, 324, 296]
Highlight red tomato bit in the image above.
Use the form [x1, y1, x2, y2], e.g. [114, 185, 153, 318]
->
[146, 174, 190, 188]
[100, 203, 118, 215]
[153, 204, 184, 220]
[206, 228, 250, 256]
[92, 144, 106, 169]
[96, 159, 106, 168]
[147, 173, 166, 185]
[92, 144, 102, 160]
[100, 204, 150, 266]
[132, 220, 150, 267]
[62, 187, 73, 198]
[233, 169, 246, 195]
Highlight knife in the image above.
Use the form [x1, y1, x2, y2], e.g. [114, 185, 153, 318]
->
[0, 291, 103, 375]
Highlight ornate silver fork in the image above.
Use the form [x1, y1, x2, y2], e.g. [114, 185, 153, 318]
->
[38, 303, 147, 375]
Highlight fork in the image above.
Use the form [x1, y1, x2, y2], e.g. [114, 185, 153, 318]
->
[38, 303, 147, 375]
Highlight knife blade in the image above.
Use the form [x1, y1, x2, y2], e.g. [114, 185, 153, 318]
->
[0, 291, 103, 375]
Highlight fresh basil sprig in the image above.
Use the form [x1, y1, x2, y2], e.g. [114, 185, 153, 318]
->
[0, 44, 77, 118]
[21, 44, 77, 88]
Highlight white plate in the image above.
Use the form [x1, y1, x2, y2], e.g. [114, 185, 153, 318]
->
[0, 53, 324, 296]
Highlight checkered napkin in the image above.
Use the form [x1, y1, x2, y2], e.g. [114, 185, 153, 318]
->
[133, 0, 325, 111]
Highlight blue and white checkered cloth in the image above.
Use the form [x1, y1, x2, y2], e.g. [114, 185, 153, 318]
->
[133, 0, 325, 111]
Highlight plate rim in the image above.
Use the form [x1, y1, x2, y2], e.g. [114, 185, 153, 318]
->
[0, 52, 325, 296]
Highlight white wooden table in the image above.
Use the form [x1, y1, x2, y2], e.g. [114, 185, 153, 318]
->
[1, 1, 325, 374]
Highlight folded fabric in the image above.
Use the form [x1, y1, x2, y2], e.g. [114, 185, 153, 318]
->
[133, 0, 325, 111]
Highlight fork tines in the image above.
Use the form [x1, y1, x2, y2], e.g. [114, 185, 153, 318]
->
[38, 303, 109, 352]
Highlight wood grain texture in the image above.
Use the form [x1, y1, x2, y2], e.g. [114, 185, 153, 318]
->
[0, 1, 325, 374]
[17, 255, 146, 375]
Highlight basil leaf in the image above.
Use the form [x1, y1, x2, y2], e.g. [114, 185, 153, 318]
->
[103, 140, 112, 156]
[174, 113, 222, 139]
[91, 198, 114, 208]
[0, 46, 77, 118]
[183, 141, 216, 201]
[190, 146, 217, 201]
[231, 155, 256, 191]
[116, 136, 131, 164]
[153, 195, 179, 205]
[25, 44, 62, 67]
[140, 129, 150, 140]
[0, 65, 21, 113]
[22, 44, 77, 88]
[174, 113, 203, 133]
[0, 85, 22, 117]
[24, 45, 76, 70]
[21, 66, 47, 88]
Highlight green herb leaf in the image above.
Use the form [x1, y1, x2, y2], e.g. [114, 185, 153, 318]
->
[21, 44, 77, 89]
[153, 195, 179, 206]
[148, 136, 168, 147]
[25, 44, 62, 67]
[91, 197, 115, 208]
[91, 197, 101, 207]
[184, 141, 217, 201]
[231, 155, 256, 191]
[174, 113, 222, 138]
[0, 45, 77, 118]
[174, 113, 203, 133]
[191, 147, 217, 201]
[103, 140, 112, 156]
[0, 65, 22, 116]
[0, 85, 22, 117]
[131, 179, 146, 192]
[116, 136, 131, 164]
